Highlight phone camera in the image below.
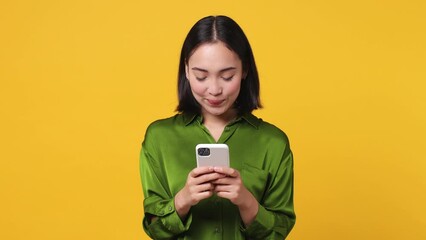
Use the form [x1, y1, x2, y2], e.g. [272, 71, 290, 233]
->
[198, 148, 210, 156]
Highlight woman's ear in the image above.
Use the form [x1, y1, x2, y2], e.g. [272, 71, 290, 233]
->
[185, 61, 189, 80]
[243, 71, 248, 80]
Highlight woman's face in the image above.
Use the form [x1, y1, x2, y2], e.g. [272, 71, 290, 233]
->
[186, 41, 244, 120]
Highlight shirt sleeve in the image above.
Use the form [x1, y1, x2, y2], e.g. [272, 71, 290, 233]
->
[241, 140, 296, 239]
[139, 128, 192, 239]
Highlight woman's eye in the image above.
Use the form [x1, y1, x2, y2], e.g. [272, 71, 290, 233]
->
[195, 76, 207, 81]
[222, 76, 234, 81]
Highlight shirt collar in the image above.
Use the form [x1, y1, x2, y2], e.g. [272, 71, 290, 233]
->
[183, 112, 198, 126]
[240, 112, 261, 129]
[183, 112, 261, 129]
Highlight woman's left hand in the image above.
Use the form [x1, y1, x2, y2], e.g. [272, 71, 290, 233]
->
[212, 167, 259, 225]
[211, 167, 249, 206]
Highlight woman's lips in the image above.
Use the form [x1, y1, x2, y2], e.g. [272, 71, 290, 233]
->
[206, 99, 225, 106]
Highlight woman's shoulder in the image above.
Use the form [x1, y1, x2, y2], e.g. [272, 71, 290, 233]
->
[248, 113, 290, 144]
[146, 114, 184, 131]
[142, 114, 182, 145]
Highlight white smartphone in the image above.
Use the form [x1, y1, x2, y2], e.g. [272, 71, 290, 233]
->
[196, 144, 230, 167]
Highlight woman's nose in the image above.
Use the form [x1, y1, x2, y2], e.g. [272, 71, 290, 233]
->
[208, 81, 222, 96]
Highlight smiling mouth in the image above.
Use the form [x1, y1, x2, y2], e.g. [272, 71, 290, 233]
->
[206, 99, 225, 106]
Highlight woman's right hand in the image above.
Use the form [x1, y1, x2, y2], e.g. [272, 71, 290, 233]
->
[174, 166, 225, 220]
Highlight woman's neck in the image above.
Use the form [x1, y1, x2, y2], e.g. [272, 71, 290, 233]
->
[202, 109, 237, 128]
[201, 109, 237, 142]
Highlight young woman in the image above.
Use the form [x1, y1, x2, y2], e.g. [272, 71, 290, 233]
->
[140, 15, 295, 239]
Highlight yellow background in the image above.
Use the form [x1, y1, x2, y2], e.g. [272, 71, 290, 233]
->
[1, 0, 425, 239]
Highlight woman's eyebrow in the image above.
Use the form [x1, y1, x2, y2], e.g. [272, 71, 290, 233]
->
[191, 67, 208, 72]
[191, 67, 236, 73]
[219, 67, 237, 73]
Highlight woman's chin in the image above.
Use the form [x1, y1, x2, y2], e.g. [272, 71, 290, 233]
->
[202, 106, 236, 119]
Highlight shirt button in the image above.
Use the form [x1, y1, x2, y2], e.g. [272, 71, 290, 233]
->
[215, 227, 220, 233]
[224, 127, 230, 131]
[168, 206, 173, 211]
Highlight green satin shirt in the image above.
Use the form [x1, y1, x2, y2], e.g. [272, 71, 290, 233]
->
[140, 113, 295, 239]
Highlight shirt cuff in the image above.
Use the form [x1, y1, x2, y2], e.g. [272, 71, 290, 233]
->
[144, 199, 192, 238]
[240, 203, 273, 237]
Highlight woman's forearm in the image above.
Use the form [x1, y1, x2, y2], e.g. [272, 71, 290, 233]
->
[237, 192, 259, 226]
[174, 190, 192, 220]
